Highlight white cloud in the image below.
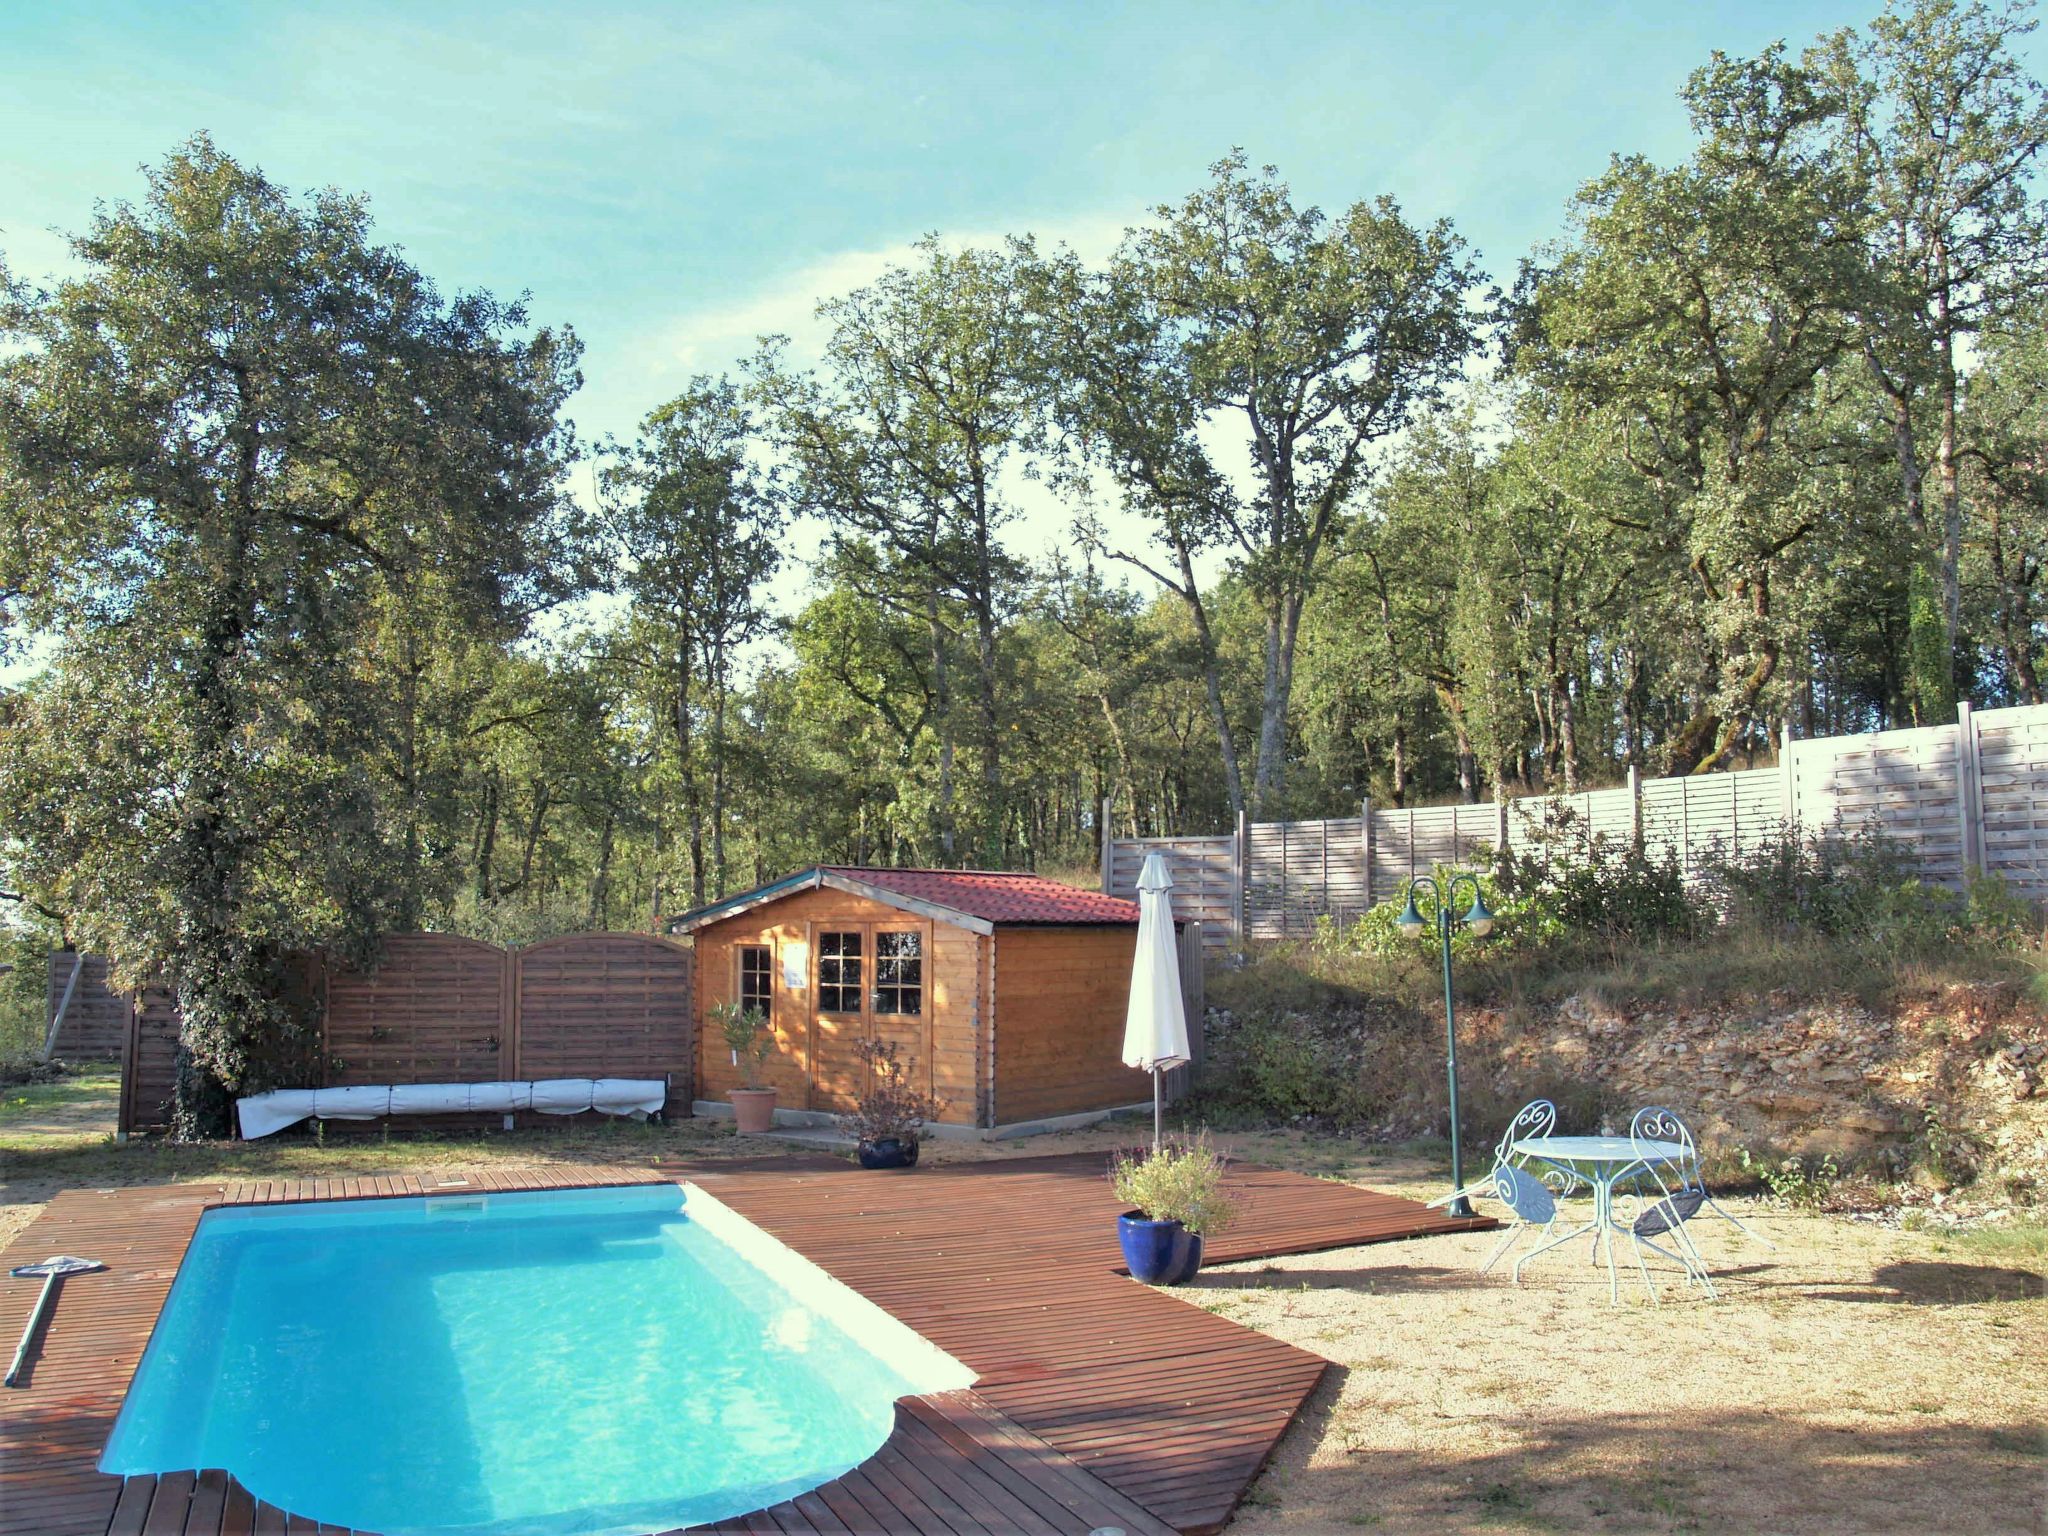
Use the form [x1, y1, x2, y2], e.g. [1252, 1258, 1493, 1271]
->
[636, 212, 1132, 385]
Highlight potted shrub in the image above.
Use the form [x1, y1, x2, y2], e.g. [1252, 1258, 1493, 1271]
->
[1109, 1137, 1238, 1285]
[838, 1036, 942, 1169]
[710, 1000, 777, 1133]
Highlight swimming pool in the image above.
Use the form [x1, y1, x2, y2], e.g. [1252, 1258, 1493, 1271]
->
[100, 1183, 973, 1535]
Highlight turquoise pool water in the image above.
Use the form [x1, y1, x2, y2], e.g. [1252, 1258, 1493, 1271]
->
[100, 1184, 971, 1536]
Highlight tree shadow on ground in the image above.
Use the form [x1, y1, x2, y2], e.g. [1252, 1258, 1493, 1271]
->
[1233, 1405, 2048, 1536]
[1807, 1259, 2044, 1305]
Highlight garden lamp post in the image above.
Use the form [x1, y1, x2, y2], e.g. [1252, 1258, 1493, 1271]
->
[1396, 873, 1495, 1219]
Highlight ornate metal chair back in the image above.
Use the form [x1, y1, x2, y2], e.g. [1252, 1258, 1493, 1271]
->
[1629, 1105, 1702, 1194]
[1494, 1098, 1556, 1167]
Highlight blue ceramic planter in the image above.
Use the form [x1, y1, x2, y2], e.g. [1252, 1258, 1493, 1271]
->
[857, 1136, 919, 1170]
[1117, 1211, 1203, 1285]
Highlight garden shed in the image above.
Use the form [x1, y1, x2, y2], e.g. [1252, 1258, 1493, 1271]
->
[673, 866, 1199, 1134]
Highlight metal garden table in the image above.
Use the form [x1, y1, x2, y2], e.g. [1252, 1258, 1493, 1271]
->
[1509, 1134, 1690, 1304]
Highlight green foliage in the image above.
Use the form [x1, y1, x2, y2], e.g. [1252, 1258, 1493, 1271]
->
[707, 1001, 773, 1090]
[1109, 1135, 1239, 1237]
[1707, 825, 1986, 953]
[1337, 870, 1560, 965]
[1737, 1146, 1842, 1209]
[0, 138, 581, 1133]
[838, 1035, 942, 1144]
[1503, 804, 1699, 945]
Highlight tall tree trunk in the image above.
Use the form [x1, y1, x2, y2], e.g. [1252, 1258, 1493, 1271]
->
[927, 593, 957, 862]
[474, 772, 500, 901]
[1934, 254, 1964, 691]
[588, 808, 615, 927]
[172, 431, 262, 1137]
[708, 637, 729, 899]
[671, 645, 705, 907]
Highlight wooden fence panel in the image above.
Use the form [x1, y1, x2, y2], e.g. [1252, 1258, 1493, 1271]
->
[1105, 834, 1238, 954]
[1246, 815, 1371, 939]
[1977, 705, 2048, 900]
[1107, 704, 2048, 945]
[1367, 803, 1504, 898]
[323, 934, 510, 1085]
[514, 933, 695, 1105]
[121, 987, 181, 1134]
[1791, 724, 1965, 885]
[43, 951, 128, 1060]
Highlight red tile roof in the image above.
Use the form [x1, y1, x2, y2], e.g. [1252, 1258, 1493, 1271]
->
[823, 867, 1141, 926]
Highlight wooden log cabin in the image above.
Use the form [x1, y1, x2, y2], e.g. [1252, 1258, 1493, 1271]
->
[672, 867, 1168, 1133]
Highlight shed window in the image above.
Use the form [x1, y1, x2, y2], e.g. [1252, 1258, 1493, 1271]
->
[818, 931, 863, 1012]
[873, 931, 923, 1016]
[738, 945, 772, 1014]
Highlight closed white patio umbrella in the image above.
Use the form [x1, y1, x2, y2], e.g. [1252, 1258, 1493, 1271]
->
[1121, 850, 1190, 1151]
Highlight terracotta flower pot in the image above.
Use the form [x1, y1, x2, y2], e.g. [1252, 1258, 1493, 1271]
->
[728, 1088, 777, 1134]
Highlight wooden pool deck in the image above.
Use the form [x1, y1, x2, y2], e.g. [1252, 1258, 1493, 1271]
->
[0, 1152, 1490, 1536]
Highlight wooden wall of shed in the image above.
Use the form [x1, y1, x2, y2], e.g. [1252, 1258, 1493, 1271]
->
[693, 885, 985, 1125]
[991, 924, 1149, 1124]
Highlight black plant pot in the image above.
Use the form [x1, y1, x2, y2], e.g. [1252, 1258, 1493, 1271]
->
[857, 1136, 920, 1170]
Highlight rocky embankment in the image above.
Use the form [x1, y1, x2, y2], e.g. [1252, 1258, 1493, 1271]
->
[1207, 979, 2048, 1209]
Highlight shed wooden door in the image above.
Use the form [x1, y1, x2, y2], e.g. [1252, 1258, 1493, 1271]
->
[807, 921, 930, 1113]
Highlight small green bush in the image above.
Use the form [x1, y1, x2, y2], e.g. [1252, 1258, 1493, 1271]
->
[1707, 824, 1967, 950]
[1109, 1136, 1239, 1236]
[708, 1000, 773, 1089]
[1504, 801, 1698, 944]
[1737, 1146, 1841, 1208]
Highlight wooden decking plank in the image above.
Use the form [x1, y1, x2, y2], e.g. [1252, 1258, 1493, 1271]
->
[887, 1413, 1069, 1536]
[139, 1469, 196, 1536]
[4, 1152, 1482, 1536]
[184, 1469, 231, 1536]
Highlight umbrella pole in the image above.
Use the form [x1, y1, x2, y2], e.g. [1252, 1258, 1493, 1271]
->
[1153, 1070, 1162, 1152]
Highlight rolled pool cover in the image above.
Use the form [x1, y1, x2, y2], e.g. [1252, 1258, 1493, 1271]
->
[236, 1078, 666, 1139]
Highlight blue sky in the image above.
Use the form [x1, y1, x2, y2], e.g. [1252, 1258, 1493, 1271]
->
[5, 1, 2018, 579]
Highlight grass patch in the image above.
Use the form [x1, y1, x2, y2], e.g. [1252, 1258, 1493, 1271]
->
[0, 1112, 787, 1184]
[1940, 1222, 2048, 1267]
[0, 1067, 121, 1124]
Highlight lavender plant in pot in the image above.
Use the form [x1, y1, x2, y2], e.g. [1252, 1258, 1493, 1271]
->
[1109, 1137, 1238, 1285]
[711, 1001, 777, 1133]
[838, 1036, 941, 1169]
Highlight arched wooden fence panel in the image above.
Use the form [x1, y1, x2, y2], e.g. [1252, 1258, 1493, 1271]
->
[324, 934, 510, 1086]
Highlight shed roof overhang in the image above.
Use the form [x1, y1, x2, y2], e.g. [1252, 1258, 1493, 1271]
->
[664, 867, 999, 937]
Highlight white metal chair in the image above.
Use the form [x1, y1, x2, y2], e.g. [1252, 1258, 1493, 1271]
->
[1478, 1160, 1566, 1279]
[1429, 1098, 1581, 1209]
[1623, 1106, 1718, 1300]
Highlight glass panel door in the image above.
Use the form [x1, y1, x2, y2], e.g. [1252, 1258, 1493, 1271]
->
[810, 929, 866, 1111]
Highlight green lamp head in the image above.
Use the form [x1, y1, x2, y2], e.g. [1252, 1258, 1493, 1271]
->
[1463, 887, 1495, 937]
[1395, 888, 1426, 935]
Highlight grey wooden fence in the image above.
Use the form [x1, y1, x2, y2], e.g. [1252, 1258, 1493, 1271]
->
[1107, 702, 2048, 943]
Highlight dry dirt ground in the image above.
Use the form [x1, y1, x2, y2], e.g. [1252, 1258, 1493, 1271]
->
[2, 1100, 2042, 1535]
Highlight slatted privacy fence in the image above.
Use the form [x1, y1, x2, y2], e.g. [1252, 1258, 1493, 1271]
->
[1978, 706, 2048, 901]
[1101, 824, 1240, 955]
[116, 930, 695, 1133]
[1107, 703, 2048, 942]
[42, 951, 127, 1059]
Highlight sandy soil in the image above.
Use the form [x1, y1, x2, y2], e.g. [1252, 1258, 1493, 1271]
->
[1202, 1156, 2047, 1536]
[2, 1116, 2041, 1533]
